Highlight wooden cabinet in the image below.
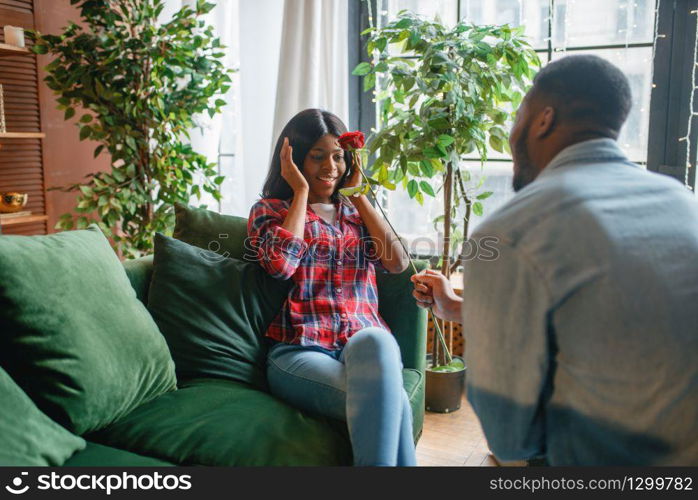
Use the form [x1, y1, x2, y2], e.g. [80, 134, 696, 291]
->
[0, 0, 47, 235]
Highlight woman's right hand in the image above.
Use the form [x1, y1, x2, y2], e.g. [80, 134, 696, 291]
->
[280, 137, 309, 194]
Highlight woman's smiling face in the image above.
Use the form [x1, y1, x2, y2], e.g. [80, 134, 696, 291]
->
[302, 133, 347, 204]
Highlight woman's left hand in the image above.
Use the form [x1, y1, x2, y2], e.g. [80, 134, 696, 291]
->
[344, 153, 362, 190]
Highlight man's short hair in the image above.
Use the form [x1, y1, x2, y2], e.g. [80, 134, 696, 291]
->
[529, 55, 633, 134]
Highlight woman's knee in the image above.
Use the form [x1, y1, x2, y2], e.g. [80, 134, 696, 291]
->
[345, 327, 401, 362]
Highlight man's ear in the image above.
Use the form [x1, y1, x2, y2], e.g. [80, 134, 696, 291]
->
[532, 106, 556, 139]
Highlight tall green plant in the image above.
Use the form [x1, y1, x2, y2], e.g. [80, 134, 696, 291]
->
[352, 11, 539, 365]
[30, 0, 232, 258]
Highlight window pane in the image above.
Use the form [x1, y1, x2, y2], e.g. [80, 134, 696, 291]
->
[552, 0, 655, 48]
[461, 0, 550, 49]
[383, 0, 458, 26]
[552, 47, 652, 162]
[387, 161, 515, 256]
[460, 162, 516, 235]
[388, 184, 443, 256]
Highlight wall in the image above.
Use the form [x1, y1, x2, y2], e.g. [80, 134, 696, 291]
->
[34, 0, 109, 233]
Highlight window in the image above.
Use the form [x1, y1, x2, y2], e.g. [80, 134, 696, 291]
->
[646, 0, 698, 192]
[356, 0, 659, 252]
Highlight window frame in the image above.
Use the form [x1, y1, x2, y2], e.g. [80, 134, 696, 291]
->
[348, 0, 697, 177]
[647, 0, 698, 187]
[348, 0, 380, 138]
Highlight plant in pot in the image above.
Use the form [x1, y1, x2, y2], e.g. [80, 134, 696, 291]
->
[351, 11, 539, 412]
[29, 0, 232, 258]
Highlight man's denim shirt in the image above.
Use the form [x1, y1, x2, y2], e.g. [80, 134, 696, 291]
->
[463, 138, 698, 465]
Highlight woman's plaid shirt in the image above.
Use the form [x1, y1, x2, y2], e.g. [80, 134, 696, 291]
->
[247, 197, 391, 350]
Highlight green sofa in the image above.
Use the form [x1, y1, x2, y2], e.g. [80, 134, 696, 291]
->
[74, 256, 427, 466]
[1, 220, 427, 466]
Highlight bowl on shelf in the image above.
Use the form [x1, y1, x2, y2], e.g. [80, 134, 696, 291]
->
[0, 192, 28, 213]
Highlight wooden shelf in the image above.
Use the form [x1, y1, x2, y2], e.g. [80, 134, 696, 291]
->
[0, 43, 31, 57]
[0, 214, 48, 226]
[0, 132, 46, 139]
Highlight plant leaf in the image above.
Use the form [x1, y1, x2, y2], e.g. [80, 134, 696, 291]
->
[420, 181, 435, 197]
[352, 62, 372, 76]
[472, 201, 484, 216]
[407, 179, 418, 198]
[437, 134, 454, 148]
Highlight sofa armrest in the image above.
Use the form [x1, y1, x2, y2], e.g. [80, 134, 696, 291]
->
[123, 255, 154, 305]
[376, 259, 428, 372]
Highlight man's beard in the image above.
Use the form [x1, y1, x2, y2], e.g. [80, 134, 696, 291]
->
[512, 122, 538, 192]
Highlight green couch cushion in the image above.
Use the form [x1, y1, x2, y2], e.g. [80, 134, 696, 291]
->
[148, 233, 290, 389]
[174, 202, 248, 260]
[86, 377, 353, 466]
[402, 368, 425, 442]
[63, 442, 175, 467]
[0, 365, 86, 466]
[123, 254, 154, 304]
[376, 260, 429, 372]
[0, 225, 177, 435]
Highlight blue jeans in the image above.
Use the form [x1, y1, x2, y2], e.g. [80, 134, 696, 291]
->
[266, 327, 416, 466]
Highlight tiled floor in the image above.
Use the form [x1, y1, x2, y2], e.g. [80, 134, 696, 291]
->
[416, 391, 498, 466]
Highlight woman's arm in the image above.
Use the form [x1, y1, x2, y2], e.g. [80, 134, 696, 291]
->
[247, 200, 308, 280]
[279, 137, 309, 238]
[245, 138, 310, 280]
[282, 192, 308, 237]
[344, 155, 408, 274]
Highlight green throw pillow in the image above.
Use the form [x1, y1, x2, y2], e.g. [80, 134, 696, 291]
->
[0, 365, 86, 466]
[148, 233, 291, 390]
[0, 225, 177, 435]
[173, 202, 249, 260]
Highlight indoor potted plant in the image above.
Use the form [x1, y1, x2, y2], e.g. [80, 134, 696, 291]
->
[29, 0, 233, 258]
[351, 11, 539, 412]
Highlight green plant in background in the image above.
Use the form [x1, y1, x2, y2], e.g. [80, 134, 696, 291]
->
[353, 10, 539, 366]
[30, 0, 232, 258]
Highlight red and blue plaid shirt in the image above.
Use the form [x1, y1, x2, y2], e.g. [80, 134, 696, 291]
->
[247, 197, 391, 350]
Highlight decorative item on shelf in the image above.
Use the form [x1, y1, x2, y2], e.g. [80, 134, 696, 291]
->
[0, 210, 32, 222]
[0, 84, 5, 134]
[3, 25, 25, 48]
[0, 192, 29, 213]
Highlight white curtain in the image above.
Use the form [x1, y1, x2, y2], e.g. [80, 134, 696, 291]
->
[271, 0, 349, 144]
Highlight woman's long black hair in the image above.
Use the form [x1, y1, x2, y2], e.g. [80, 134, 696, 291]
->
[261, 109, 354, 203]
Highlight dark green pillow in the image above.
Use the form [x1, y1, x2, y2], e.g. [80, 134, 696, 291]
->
[173, 202, 248, 260]
[148, 233, 291, 390]
[0, 365, 86, 466]
[0, 225, 177, 435]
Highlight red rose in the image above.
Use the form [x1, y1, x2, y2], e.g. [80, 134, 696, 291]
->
[338, 131, 365, 151]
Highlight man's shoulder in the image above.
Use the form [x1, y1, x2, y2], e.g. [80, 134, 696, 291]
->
[471, 178, 564, 244]
[473, 160, 691, 244]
